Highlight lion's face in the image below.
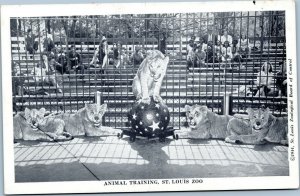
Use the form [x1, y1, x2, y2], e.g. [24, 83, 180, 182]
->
[146, 50, 169, 81]
[247, 107, 270, 132]
[185, 105, 208, 129]
[85, 103, 107, 128]
[24, 108, 46, 131]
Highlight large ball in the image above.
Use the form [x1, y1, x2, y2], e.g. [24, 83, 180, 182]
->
[128, 97, 170, 137]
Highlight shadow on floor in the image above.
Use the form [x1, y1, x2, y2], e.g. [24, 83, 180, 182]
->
[15, 160, 289, 182]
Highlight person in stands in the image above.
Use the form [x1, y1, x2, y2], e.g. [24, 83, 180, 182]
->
[221, 41, 233, 68]
[113, 41, 123, 72]
[31, 54, 62, 94]
[90, 36, 109, 70]
[220, 29, 233, 46]
[237, 33, 251, 58]
[275, 61, 287, 97]
[48, 48, 69, 75]
[255, 61, 274, 97]
[68, 45, 84, 78]
[42, 32, 55, 53]
[187, 38, 197, 68]
[56, 46, 69, 74]
[25, 29, 38, 54]
[131, 46, 145, 68]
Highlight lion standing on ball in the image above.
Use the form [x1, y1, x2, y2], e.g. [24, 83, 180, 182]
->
[132, 50, 169, 104]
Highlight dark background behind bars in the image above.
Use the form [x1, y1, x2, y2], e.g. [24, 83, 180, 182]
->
[10, 11, 287, 129]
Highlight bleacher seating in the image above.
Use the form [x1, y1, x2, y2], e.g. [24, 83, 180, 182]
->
[11, 36, 287, 128]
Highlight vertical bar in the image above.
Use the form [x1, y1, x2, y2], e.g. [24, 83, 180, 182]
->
[79, 16, 84, 107]
[37, 18, 45, 109]
[244, 11, 250, 113]
[50, 17, 59, 112]
[21, 18, 29, 111]
[250, 11, 258, 111]
[18, 18, 27, 111]
[58, 16, 66, 112]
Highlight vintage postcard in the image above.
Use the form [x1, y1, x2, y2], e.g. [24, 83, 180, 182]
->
[1, 0, 299, 194]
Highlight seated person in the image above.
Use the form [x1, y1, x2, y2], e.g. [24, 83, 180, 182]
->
[220, 30, 233, 46]
[194, 46, 206, 67]
[56, 46, 69, 74]
[12, 62, 26, 96]
[90, 37, 109, 69]
[214, 40, 222, 63]
[255, 61, 274, 97]
[42, 33, 55, 53]
[204, 41, 215, 63]
[113, 41, 123, 69]
[121, 47, 131, 68]
[187, 40, 197, 67]
[237, 33, 251, 58]
[68, 45, 84, 77]
[25, 29, 38, 54]
[48, 51, 68, 75]
[131, 47, 144, 68]
[31, 54, 62, 94]
[275, 61, 287, 97]
[221, 41, 233, 68]
[187, 35, 196, 56]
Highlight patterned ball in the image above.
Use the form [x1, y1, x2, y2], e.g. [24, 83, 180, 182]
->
[128, 97, 170, 138]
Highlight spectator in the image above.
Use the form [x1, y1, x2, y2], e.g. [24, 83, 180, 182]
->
[187, 35, 196, 54]
[221, 41, 233, 68]
[49, 50, 68, 75]
[158, 31, 167, 54]
[214, 40, 222, 63]
[12, 62, 27, 96]
[194, 45, 206, 67]
[42, 32, 55, 53]
[121, 47, 131, 68]
[252, 33, 262, 52]
[113, 41, 122, 69]
[31, 54, 62, 94]
[90, 37, 109, 69]
[220, 30, 233, 46]
[56, 46, 69, 74]
[203, 28, 218, 45]
[25, 29, 38, 54]
[237, 33, 250, 58]
[255, 61, 274, 97]
[203, 41, 215, 63]
[131, 47, 144, 68]
[187, 38, 197, 67]
[68, 45, 84, 77]
[275, 61, 287, 97]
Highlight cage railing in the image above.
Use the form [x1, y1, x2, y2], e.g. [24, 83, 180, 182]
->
[11, 11, 287, 129]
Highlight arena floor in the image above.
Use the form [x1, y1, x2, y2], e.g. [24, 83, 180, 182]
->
[14, 129, 289, 182]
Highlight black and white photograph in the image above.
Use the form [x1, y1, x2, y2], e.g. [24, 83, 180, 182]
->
[1, 1, 299, 194]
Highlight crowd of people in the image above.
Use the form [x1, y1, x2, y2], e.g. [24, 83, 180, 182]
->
[17, 28, 286, 98]
[13, 33, 148, 95]
[187, 29, 252, 69]
[25, 30, 146, 73]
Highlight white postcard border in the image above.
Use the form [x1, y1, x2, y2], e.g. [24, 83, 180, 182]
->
[1, 0, 299, 194]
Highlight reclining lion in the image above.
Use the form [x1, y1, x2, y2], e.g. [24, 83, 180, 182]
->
[13, 108, 72, 142]
[56, 103, 114, 136]
[225, 107, 288, 145]
[184, 105, 233, 139]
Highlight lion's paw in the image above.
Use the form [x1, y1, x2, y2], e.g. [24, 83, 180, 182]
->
[136, 93, 143, 100]
[153, 95, 163, 103]
[280, 139, 288, 146]
[140, 97, 151, 105]
[225, 136, 237, 144]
